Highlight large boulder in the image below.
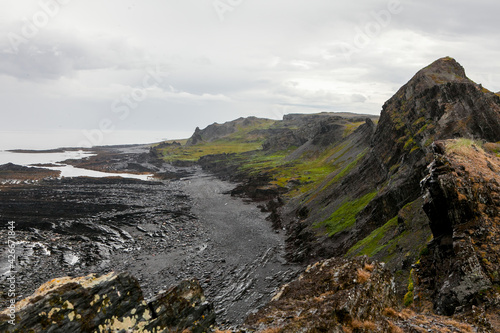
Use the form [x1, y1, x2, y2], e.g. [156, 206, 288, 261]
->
[245, 256, 480, 332]
[0, 272, 215, 332]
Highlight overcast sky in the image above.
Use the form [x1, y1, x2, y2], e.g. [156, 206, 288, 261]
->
[1, 0, 500, 147]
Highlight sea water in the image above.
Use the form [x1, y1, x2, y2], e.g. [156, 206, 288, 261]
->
[0, 150, 154, 181]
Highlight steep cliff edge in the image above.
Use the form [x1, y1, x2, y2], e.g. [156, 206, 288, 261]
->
[285, 57, 500, 272]
[415, 139, 500, 330]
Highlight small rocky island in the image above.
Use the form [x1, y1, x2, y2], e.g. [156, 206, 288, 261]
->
[1, 57, 499, 332]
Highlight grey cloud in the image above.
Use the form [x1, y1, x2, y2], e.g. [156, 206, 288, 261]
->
[1, 0, 500, 140]
[351, 94, 367, 103]
[0, 29, 145, 80]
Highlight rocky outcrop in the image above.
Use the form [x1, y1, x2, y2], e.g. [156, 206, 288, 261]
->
[186, 116, 273, 145]
[364, 56, 500, 222]
[416, 139, 500, 330]
[285, 57, 500, 265]
[262, 113, 376, 152]
[0, 163, 60, 182]
[0, 272, 215, 333]
[246, 257, 398, 332]
[245, 256, 477, 332]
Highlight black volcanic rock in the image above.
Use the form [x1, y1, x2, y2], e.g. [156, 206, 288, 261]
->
[0, 163, 60, 181]
[187, 126, 204, 145]
[417, 140, 500, 329]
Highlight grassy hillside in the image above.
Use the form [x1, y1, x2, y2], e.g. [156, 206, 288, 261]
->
[153, 113, 375, 198]
[153, 118, 276, 162]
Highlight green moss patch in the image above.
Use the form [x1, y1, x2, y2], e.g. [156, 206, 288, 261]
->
[347, 216, 398, 257]
[314, 191, 378, 237]
[404, 269, 415, 306]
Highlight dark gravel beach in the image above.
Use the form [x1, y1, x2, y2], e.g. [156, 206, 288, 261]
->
[0, 145, 300, 325]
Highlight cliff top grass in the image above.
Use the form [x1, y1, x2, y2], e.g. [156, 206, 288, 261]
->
[445, 138, 484, 156]
[446, 138, 500, 158]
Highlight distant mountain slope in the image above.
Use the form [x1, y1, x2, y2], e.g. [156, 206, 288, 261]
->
[185, 116, 277, 146]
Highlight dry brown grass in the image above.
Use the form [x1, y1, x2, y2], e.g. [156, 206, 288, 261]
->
[443, 318, 474, 333]
[364, 262, 375, 272]
[357, 268, 371, 283]
[351, 319, 377, 330]
[387, 320, 404, 333]
[383, 307, 399, 318]
[342, 326, 353, 333]
[399, 308, 416, 320]
[414, 314, 434, 326]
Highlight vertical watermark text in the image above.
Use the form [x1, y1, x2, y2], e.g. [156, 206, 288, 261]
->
[5, 221, 17, 325]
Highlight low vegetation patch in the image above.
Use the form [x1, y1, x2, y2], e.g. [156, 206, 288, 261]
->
[483, 141, 500, 157]
[404, 269, 415, 307]
[314, 191, 378, 237]
[445, 138, 484, 156]
[156, 139, 265, 162]
[347, 216, 399, 257]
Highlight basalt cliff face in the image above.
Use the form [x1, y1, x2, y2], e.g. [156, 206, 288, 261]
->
[242, 58, 500, 331]
[416, 140, 500, 326]
[286, 57, 500, 265]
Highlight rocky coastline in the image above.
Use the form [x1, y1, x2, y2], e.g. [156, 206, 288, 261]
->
[0, 145, 301, 331]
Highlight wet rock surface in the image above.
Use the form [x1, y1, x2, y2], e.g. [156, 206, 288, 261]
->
[181, 173, 301, 324]
[0, 145, 301, 327]
[0, 163, 60, 184]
